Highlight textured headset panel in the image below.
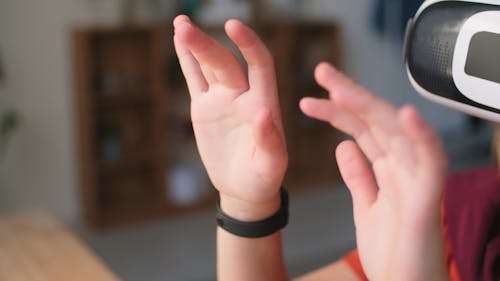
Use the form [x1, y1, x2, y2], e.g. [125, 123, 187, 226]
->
[406, 1, 500, 114]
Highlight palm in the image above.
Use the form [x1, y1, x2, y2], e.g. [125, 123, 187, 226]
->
[356, 157, 444, 279]
[193, 90, 285, 200]
[174, 16, 287, 204]
[300, 62, 448, 280]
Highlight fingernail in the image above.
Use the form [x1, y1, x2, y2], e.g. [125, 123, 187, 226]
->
[174, 15, 190, 28]
[320, 61, 336, 72]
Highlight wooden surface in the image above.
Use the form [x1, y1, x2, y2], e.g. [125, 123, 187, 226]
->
[0, 213, 120, 281]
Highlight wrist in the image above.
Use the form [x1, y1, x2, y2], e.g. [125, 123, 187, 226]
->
[219, 192, 281, 222]
[217, 188, 289, 238]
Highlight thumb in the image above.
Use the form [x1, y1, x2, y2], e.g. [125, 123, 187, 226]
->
[253, 108, 283, 151]
[252, 108, 287, 179]
[336, 140, 378, 220]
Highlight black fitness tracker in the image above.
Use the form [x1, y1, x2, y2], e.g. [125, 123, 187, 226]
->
[404, 0, 500, 122]
[216, 188, 289, 238]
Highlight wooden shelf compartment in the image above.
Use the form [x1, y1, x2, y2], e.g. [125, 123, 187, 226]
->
[94, 107, 154, 166]
[95, 93, 152, 109]
[91, 29, 154, 95]
[73, 24, 169, 229]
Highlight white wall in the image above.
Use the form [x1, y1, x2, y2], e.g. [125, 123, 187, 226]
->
[0, 0, 97, 222]
[0, 0, 464, 224]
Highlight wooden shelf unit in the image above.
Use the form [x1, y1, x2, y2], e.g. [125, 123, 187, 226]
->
[73, 24, 170, 228]
[73, 21, 342, 228]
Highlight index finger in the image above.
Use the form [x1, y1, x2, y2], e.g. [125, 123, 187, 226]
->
[315, 62, 400, 136]
[174, 35, 208, 95]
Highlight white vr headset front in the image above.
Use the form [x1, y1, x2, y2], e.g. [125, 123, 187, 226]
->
[405, 0, 500, 122]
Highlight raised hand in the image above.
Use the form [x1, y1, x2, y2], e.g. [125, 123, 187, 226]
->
[300, 62, 449, 281]
[173, 15, 288, 220]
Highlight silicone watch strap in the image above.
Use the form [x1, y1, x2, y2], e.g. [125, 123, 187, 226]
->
[216, 187, 289, 238]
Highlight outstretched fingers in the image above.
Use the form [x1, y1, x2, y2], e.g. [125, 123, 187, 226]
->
[313, 62, 424, 168]
[173, 15, 248, 90]
[299, 97, 384, 161]
[173, 35, 208, 95]
[315, 62, 401, 139]
[225, 19, 277, 97]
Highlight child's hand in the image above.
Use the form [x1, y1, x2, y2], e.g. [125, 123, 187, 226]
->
[174, 16, 287, 220]
[300, 63, 449, 281]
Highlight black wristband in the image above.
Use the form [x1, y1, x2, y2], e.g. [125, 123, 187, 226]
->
[216, 188, 289, 238]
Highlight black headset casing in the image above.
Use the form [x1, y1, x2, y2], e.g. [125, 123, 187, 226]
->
[404, 0, 500, 122]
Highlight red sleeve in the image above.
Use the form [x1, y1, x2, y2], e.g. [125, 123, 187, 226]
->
[343, 249, 369, 281]
[442, 203, 462, 281]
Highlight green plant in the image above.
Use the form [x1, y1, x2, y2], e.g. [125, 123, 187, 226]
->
[0, 50, 18, 158]
[0, 110, 19, 157]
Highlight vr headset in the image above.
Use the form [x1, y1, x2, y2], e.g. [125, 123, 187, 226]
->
[404, 0, 500, 122]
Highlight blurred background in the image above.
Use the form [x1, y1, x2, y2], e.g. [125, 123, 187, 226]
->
[0, 0, 494, 280]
